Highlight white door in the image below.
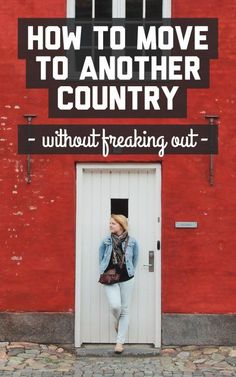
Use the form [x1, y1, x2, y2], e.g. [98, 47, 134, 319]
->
[75, 163, 161, 347]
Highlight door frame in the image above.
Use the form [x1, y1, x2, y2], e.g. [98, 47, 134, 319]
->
[75, 163, 162, 347]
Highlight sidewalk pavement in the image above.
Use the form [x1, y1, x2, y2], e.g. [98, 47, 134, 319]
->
[0, 342, 236, 377]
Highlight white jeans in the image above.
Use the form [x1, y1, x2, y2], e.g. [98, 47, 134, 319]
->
[104, 278, 135, 344]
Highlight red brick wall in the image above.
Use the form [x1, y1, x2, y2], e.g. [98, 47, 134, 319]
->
[0, 0, 235, 313]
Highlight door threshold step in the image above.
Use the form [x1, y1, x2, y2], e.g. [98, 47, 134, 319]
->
[75, 344, 160, 357]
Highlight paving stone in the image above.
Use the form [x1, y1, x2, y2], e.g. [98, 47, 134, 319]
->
[8, 349, 25, 357]
[0, 349, 7, 359]
[47, 345, 58, 351]
[0, 342, 9, 348]
[57, 348, 65, 353]
[228, 350, 236, 357]
[212, 361, 233, 369]
[202, 348, 219, 355]
[174, 361, 185, 367]
[224, 356, 236, 366]
[7, 343, 25, 349]
[161, 350, 177, 356]
[58, 362, 74, 368]
[13, 343, 39, 349]
[205, 360, 218, 366]
[103, 369, 115, 373]
[9, 356, 25, 362]
[182, 347, 199, 352]
[219, 347, 232, 352]
[0, 360, 8, 367]
[177, 352, 190, 359]
[0, 366, 16, 371]
[39, 345, 48, 350]
[192, 359, 207, 364]
[211, 354, 226, 362]
[24, 350, 40, 355]
[182, 361, 194, 369]
[16, 353, 33, 359]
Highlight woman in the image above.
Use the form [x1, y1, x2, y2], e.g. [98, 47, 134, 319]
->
[99, 214, 139, 354]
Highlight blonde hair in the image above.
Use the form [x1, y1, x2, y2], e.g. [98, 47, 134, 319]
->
[111, 214, 128, 232]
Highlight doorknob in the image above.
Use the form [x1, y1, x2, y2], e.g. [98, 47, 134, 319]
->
[143, 251, 154, 272]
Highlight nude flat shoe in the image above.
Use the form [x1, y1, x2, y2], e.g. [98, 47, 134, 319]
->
[114, 343, 124, 353]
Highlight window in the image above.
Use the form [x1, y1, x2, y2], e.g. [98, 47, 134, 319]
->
[95, 0, 112, 18]
[126, 0, 162, 19]
[66, 0, 171, 87]
[111, 199, 129, 217]
[68, 0, 171, 18]
[75, 0, 92, 18]
[75, 0, 112, 19]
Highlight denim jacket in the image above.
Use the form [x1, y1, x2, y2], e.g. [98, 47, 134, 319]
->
[99, 235, 139, 277]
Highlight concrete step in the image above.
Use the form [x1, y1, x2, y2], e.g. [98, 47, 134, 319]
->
[75, 344, 160, 357]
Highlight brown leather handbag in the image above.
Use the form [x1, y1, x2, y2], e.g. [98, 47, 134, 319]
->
[98, 268, 120, 285]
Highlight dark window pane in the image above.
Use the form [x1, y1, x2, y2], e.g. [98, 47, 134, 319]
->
[146, 0, 162, 19]
[126, 0, 143, 18]
[76, 0, 92, 18]
[95, 0, 112, 18]
[111, 199, 129, 218]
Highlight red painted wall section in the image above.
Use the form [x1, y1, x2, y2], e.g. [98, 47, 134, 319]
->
[0, 0, 76, 312]
[163, 0, 236, 312]
[0, 0, 236, 313]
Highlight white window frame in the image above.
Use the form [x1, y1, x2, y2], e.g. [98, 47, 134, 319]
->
[67, 0, 171, 18]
